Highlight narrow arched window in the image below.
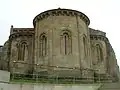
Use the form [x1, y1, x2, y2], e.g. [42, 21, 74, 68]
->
[96, 44, 103, 62]
[18, 42, 28, 61]
[61, 31, 72, 55]
[64, 33, 69, 54]
[39, 34, 47, 56]
[83, 37, 87, 58]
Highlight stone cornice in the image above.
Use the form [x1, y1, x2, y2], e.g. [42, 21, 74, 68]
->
[90, 35, 108, 42]
[13, 28, 34, 30]
[11, 28, 34, 34]
[89, 28, 106, 36]
[33, 8, 90, 27]
[9, 32, 34, 40]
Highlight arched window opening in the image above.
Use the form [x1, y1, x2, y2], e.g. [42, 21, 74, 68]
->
[64, 33, 69, 54]
[96, 44, 103, 62]
[61, 31, 72, 55]
[18, 42, 28, 61]
[83, 37, 87, 58]
[40, 34, 47, 56]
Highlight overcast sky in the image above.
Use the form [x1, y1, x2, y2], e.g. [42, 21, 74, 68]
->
[0, 0, 120, 66]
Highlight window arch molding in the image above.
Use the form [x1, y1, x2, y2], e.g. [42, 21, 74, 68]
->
[93, 43, 103, 63]
[60, 30, 72, 55]
[39, 33, 47, 57]
[17, 40, 28, 61]
[60, 30, 72, 36]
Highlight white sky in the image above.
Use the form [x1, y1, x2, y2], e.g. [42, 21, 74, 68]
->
[0, 0, 120, 66]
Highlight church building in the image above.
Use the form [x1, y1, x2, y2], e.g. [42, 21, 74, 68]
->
[0, 8, 119, 83]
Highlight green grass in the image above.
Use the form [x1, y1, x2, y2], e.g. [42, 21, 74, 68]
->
[10, 74, 94, 84]
[10, 77, 94, 84]
[10, 78, 73, 84]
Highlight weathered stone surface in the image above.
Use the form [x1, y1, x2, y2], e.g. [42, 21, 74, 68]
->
[0, 8, 119, 84]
